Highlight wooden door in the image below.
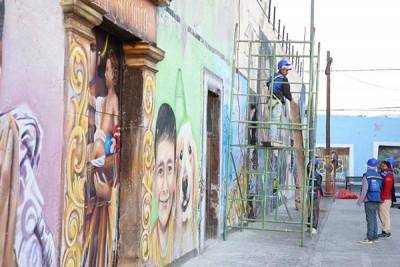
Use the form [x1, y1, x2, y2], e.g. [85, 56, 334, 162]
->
[205, 91, 220, 240]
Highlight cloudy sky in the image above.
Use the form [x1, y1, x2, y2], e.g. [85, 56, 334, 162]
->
[272, 0, 400, 116]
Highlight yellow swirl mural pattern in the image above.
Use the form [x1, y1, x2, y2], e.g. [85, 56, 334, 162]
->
[141, 75, 155, 263]
[62, 38, 89, 267]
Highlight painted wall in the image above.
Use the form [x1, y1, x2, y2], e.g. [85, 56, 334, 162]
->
[317, 114, 400, 176]
[0, 0, 65, 266]
[140, 1, 236, 265]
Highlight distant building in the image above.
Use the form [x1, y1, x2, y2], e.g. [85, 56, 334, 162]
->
[316, 114, 400, 179]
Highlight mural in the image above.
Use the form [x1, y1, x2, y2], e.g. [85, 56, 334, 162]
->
[83, 30, 121, 267]
[317, 148, 350, 181]
[62, 29, 121, 267]
[0, 3, 56, 266]
[0, 107, 57, 267]
[378, 145, 400, 179]
[224, 73, 247, 226]
[143, 70, 199, 266]
[0, 0, 3, 74]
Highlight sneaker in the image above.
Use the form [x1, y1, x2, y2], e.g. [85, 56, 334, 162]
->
[378, 231, 391, 238]
[378, 232, 387, 238]
[358, 239, 374, 244]
[311, 228, 317, 234]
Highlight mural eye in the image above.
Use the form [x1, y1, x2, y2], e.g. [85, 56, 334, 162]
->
[180, 150, 183, 160]
[158, 167, 163, 176]
[188, 145, 192, 155]
[168, 165, 173, 174]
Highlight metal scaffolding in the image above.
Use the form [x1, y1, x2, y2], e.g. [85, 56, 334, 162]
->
[223, 27, 321, 246]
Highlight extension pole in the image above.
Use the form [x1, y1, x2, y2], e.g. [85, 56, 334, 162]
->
[325, 51, 333, 194]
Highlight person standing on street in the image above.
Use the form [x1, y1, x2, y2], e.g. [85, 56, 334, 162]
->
[357, 158, 383, 244]
[378, 159, 394, 238]
[307, 159, 323, 234]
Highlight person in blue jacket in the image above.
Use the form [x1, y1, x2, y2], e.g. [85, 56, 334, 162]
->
[307, 159, 323, 234]
[357, 158, 383, 244]
[266, 59, 293, 143]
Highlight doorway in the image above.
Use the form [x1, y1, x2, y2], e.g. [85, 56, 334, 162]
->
[205, 91, 221, 240]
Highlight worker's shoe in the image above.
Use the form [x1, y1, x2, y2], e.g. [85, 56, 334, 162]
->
[378, 231, 391, 238]
[311, 228, 317, 235]
[358, 239, 374, 244]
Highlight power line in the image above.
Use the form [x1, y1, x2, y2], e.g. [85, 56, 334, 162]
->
[318, 107, 400, 112]
[329, 68, 400, 72]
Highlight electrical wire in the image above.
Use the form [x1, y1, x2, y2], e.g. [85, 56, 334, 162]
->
[330, 68, 400, 72]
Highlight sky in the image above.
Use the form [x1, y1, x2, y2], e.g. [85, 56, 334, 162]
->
[271, 0, 400, 116]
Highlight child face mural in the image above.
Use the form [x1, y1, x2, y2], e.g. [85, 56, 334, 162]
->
[152, 103, 176, 261]
[154, 103, 177, 231]
[155, 138, 176, 229]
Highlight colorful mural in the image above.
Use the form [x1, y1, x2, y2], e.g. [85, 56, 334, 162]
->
[62, 29, 121, 267]
[378, 145, 400, 179]
[0, 107, 57, 267]
[143, 69, 200, 266]
[0, 3, 57, 266]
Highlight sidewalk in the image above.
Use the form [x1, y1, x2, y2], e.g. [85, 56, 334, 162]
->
[181, 198, 400, 267]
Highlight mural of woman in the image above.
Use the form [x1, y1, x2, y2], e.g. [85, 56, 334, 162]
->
[0, 106, 56, 267]
[150, 103, 177, 266]
[0, 3, 56, 266]
[82, 32, 121, 267]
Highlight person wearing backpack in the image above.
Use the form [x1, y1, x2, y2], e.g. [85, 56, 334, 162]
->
[266, 59, 293, 143]
[357, 158, 383, 244]
[377, 159, 395, 238]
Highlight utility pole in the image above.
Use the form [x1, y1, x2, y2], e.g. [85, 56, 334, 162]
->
[325, 51, 333, 194]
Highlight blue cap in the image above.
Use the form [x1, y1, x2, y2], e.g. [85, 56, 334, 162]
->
[367, 158, 378, 167]
[315, 159, 320, 168]
[385, 158, 397, 168]
[277, 59, 292, 70]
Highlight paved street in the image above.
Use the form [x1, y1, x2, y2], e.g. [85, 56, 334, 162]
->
[181, 198, 400, 267]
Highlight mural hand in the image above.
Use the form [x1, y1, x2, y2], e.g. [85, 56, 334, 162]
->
[94, 171, 112, 201]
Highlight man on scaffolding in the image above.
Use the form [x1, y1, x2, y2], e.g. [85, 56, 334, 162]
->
[266, 59, 293, 144]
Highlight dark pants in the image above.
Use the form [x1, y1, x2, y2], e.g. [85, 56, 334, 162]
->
[308, 194, 320, 229]
[365, 202, 379, 241]
[247, 195, 255, 219]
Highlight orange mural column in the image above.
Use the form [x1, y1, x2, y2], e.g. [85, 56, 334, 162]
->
[60, 1, 104, 266]
[118, 42, 164, 266]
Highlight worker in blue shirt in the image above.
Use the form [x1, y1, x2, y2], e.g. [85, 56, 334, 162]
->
[357, 158, 383, 244]
[266, 59, 293, 143]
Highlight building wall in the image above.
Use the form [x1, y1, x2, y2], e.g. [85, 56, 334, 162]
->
[0, 0, 65, 265]
[317, 115, 400, 176]
[0, 0, 312, 266]
[141, 1, 236, 265]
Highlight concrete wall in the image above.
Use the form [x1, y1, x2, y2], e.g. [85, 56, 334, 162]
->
[0, 0, 65, 266]
[317, 114, 400, 176]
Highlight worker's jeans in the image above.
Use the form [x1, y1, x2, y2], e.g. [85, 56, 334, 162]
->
[365, 202, 379, 241]
[269, 99, 282, 141]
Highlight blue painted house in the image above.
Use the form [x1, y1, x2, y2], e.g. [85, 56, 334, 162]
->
[316, 114, 400, 179]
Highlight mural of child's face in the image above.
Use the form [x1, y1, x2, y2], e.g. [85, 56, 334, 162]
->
[105, 58, 114, 89]
[154, 139, 176, 230]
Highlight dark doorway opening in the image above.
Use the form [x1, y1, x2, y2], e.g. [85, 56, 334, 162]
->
[205, 91, 221, 240]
